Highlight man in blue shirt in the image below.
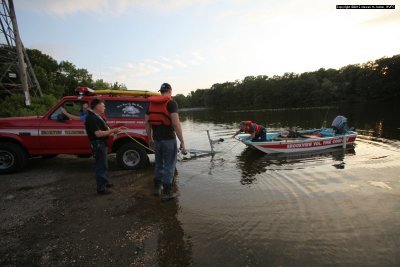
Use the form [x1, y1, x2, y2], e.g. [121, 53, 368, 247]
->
[61, 103, 89, 121]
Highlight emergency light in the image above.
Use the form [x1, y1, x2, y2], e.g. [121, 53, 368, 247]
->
[75, 86, 95, 96]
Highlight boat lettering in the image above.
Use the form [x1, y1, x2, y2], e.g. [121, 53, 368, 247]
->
[287, 142, 313, 149]
[332, 138, 343, 144]
[286, 138, 345, 149]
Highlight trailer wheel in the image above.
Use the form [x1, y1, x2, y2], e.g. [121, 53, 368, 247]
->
[116, 143, 148, 170]
[0, 142, 28, 174]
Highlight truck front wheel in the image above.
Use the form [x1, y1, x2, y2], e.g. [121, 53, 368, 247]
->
[0, 142, 28, 174]
[116, 143, 148, 170]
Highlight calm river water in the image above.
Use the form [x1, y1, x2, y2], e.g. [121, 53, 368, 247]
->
[157, 102, 400, 266]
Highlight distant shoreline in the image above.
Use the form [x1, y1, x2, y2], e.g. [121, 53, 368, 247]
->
[179, 107, 209, 112]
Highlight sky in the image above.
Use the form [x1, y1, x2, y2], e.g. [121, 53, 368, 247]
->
[12, 0, 400, 95]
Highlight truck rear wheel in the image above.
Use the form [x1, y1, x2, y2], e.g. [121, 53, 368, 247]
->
[0, 142, 28, 174]
[116, 143, 148, 170]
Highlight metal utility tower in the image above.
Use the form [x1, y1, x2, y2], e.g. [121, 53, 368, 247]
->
[0, 0, 42, 106]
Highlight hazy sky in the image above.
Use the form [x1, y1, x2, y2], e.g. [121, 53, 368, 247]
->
[14, 0, 400, 95]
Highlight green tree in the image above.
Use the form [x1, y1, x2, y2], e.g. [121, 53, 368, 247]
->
[174, 94, 188, 108]
[56, 61, 93, 96]
[0, 93, 57, 117]
[93, 79, 111, 90]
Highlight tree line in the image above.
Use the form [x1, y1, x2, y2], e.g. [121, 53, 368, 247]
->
[0, 48, 125, 117]
[0, 47, 399, 117]
[174, 54, 400, 109]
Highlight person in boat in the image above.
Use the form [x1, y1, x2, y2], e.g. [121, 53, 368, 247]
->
[232, 121, 267, 142]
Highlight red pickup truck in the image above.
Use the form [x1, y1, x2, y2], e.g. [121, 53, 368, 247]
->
[0, 87, 158, 174]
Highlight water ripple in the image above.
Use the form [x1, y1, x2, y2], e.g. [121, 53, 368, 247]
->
[177, 123, 400, 266]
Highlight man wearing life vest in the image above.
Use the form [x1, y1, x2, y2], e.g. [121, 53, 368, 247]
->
[232, 121, 267, 142]
[145, 83, 186, 202]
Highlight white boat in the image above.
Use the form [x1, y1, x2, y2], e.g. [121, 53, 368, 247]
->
[238, 128, 357, 154]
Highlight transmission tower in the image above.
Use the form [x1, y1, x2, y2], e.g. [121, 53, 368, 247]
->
[0, 0, 42, 105]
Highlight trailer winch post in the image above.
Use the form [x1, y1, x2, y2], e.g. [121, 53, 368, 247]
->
[207, 130, 215, 155]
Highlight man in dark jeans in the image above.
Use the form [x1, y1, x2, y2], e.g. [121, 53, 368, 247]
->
[145, 83, 186, 202]
[85, 98, 121, 195]
[232, 121, 267, 142]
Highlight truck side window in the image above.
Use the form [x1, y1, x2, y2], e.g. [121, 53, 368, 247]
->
[50, 107, 62, 121]
[50, 101, 89, 121]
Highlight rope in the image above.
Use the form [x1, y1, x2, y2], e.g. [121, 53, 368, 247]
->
[115, 127, 235, 160]
[225, 138, 243, 153]
[118, 126, 155, 153]
[85, 108, 154, 152]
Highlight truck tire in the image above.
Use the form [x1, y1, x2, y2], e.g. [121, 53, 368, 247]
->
[116, 143, 148, 170]
[0, 142, 28, 174]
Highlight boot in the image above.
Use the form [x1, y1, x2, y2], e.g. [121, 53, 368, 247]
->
[153, 179, 162, 196]
[161, 183, 177, 202]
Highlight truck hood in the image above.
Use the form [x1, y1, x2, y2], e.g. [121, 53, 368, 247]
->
[0, 116, 43, 128]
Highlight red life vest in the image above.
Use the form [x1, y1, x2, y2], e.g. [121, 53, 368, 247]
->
[148, 96, 172, 126]
[244, 121, 261, 134]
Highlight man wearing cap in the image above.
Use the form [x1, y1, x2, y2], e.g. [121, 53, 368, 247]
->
[145, 83, 186, 202]
[85, 98, 121, 195]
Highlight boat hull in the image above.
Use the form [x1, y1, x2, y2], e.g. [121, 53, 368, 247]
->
[242, 130, 357, 154]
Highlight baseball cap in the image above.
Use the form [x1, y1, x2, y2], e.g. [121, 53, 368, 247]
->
[159, 83, 172, 92]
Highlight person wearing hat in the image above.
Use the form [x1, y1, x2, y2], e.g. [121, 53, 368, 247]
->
[84, 98, 122, 195]
[145, 83, 186, 201]
[232, 120, 267, 142]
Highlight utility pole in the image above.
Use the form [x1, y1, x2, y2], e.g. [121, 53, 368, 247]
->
[0, 0, 42, 105]
[8, 0, 29, 105]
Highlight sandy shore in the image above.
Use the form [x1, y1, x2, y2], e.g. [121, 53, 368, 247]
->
[0, 155, 190, 266]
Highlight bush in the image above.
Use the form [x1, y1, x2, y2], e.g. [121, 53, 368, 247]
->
[0, 94, 57, 117]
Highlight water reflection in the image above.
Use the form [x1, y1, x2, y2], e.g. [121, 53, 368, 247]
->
[375, 120, 384, 137]
[236, 148, 268, 185]
[157, 200, 193, 267]
[236, 147, 356, 184]
[130, 179, 193, 266]
[357, 120, 385, 139]
[176, 106, 400, 266]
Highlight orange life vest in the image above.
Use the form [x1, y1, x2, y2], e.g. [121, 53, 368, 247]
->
[244, 121, 261, 134]
[148, 96, 172, 126]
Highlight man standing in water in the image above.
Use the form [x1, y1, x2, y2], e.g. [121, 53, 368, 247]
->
[85, 98, 121, 195]
[145, 83, 186, 202]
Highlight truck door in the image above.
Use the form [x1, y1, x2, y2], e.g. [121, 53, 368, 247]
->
[39, 100, 91, 154]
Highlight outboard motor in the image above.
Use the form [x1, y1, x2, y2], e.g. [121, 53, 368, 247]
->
[331, 115, 348, 134]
